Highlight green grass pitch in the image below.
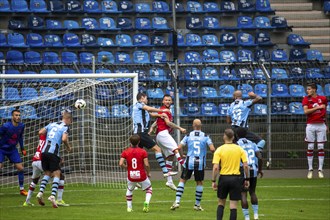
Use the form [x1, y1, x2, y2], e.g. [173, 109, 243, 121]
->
[0, 178, 329, 220]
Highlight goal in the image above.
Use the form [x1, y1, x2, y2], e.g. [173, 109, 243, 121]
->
[0, 73, 138, 189]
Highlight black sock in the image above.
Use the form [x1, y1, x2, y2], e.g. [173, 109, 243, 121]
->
[217, 205, 224, 220]
[230, 208, 237, 220]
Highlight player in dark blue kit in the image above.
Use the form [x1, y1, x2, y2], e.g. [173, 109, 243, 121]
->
[0, 109, 28, 196]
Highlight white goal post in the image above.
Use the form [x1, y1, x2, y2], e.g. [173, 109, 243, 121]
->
[1, 73, 138, 189]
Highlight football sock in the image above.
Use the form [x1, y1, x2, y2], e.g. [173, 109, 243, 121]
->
[217, 205, 224, 220]
[26, 182, 36, 202]
[195, 185, 203, 206]
[317, 147, 324, 171]
[175, 182, 185, 203]
[242, 208, 249, 218]
[252, 204, 258, 216]
[51, 177, 60, 197]
[39, 175, 50, 193]
[155, 152, 168, 173]
[18, 171, 24, 189]
[145, 186, 152, 203]
[165, 160, 173, 182]
[126, 189, 133, 209]
[57, 180, 65, 201]
[307, 145, 314, 170]
[174, 152, 184, 165]
[230, 209, 237, 220]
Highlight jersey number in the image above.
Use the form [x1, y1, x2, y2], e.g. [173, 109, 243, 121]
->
[48, 127, 58, 139]
[132, 158, 137, 169]
[246, 149, 256, 165]
[193, 141, 201, 155]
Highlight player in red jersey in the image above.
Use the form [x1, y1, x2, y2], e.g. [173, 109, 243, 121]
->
[119, 134, 152, 213]
[149, 94, 187, 191]
[302, 83, 328, 179]
[23, 134, 68, 207]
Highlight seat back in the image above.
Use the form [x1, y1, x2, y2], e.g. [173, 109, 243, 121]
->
[21, 87, 38, 100]
[64, 20, 81, 29]
[83, 0, 100, 12]
[186, 16, 203, 29]
[152, 1, 169, 12]
[184, 86, 199, 98]
[203, 49, 219, 63]
[237, 68, 253, 80]
[271, 16, 288, 28]
[256, 32, 272, 45]
[306, 49, 323, 61]
[238, 0, 255, 11]
[28, 15, 44, 29]
[97, 37, 114, 47]
[79, 52, 94, 64]
[43, 51, 60, 64]
[221, 1, 236, 11]
[272, 84, 290, 97]
[324, 84, 330, 96]
[111, 104, 130, 118]
[133, 50, 149, 63]
[99, 17, 117, 30]
[187, 1, 203, 12]
[254, 16, 271, 28]
[201, 87, 218, 98]
[237, 84, 253, 98]
[238, 32, 255, 46]
[133, 34, 150, 46]
[271, 68, 288, 80]
[8, 33, 26, 47]
[146, 88, 164, 99]
[237, 49, 253, 62]
[287, 34, 310, 46]
[65, 0, 82, 12]
[183, 67, 201, 80]
[11, 0, 29, 11]
[135, 3, 151, 12]
[0, 0, 10, 11]
[117, 17, 132, 29]
[289, 49, 306, 61]
[27, 33, 43, 47]
[255, 49, 270, 62]
[81, 33, 97, 47]
[95, 105, 111, 118]
[82, 18, 99, 30]
[4, 87, 21, 100]
[203, 16, 221, 29]
[306, 68, 324, 79]
[150, 68, 167, 81]
[219, 50, 236, 63]
[183, 103, 200, 116]
[98, 51, 114, 63]
[63, 33, 81, 46]
[186, 33, 202, 46]
[219, 84, 235, 98]
[44, 34, 63, 47]
[116, 34, 132, 46]
[237, 16, 254, 28]
[6, 50, 24, 63]
[219, 66, 237, 80]
[185, 51, 202, 63]
[204, 2, 220, 12]
[254, 84, 267, 97]
[289, 102, 304, 114]
[220, 33, 236, 45]
[202, 67, 219, 80]
[20, 105, 38, 119]
[254, 104, 267, 115]
[62, 51, 78, 64]
[152, 17, 169, 29]
[150, 50, 167, 63]
[254, 68, 267, 80]
[202, 34, 220, 46]
[30, 0, 48, 12]
[101, 0, 117, 12]
[37, 105, 56, 118]
[218, 103, 230, 116]
[271, 49, 288, 62]
[201, 103, 218, 116]
[272, 102, 289, 114]
[151, 35, 166, 46]
[289, 84, 306, 97]
[24, 51, 42, 64]
[135, 18, 152, 30]
[49, 0, 64, 12]
[115, 51, 131, 63]
[256, 0, 272, 12]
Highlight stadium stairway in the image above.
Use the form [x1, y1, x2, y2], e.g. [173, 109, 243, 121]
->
[270, 0, 330, 60]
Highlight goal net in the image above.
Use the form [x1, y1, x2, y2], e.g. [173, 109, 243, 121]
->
[0, 72, 138, 189]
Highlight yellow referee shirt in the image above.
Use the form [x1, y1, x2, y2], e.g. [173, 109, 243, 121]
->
[212, 143, 248, 175]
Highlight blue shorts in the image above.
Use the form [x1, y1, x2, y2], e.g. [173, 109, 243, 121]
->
[0, 148, 22, 164]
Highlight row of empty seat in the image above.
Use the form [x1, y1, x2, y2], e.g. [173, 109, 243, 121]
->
[0, 0, 275, 14]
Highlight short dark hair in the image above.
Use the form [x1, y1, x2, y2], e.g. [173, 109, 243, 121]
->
[162, 94, 172, 100]
[11, 109, 20, 116]
[136, 92, 147, 101]
[130, 134, 140, 146]
[235, 127, 247, 139]
[224, 128, 235, 140]
[307, 82, 317, 90]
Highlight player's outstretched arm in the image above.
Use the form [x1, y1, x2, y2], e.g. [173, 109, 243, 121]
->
[163, 117, 186, 133]
[148, 121, 157, 135]
[248, 92, 262, 104]
[143, 105, 170, 113]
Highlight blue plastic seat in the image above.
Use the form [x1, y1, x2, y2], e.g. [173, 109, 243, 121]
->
[201, 87, 218, 98]
[289, 67, 304, 79]
[254, 104, 267, 115]
[96, 68, 111, 74]
[202, 34, 221, 46]
[272, 84, 290, 97]
[287, 34, 311, 46]
[116, 34, 132, 47]
[220, 33, 237, 46]
[133, 69, 149, 82]
[237, 16, 255, 29]
[254, 84, 267, 98]
[238, 32, 256, 46]
[317, 84, 325, 96]
[44, 34, 63, 47]
[186, 16, 203, 29]
[183, 103, 200, 116]
[0, 0, 10, 12]
[111, 104, 130, 118]
[117, 17, 132, 29]
[306, 68, 324, 79]
[256, 0, 273, 12]
[152, 17, 170, 30]
[254, 16, 272, 29]
[99, 17, 118, 30]
[135, 3, 151, 12]
[176, 33, 184, 46]
[79, 52, 94, 64]
[272, 68, 288, 80]
[11, 0, 29, 12]
[28, 15, 44, 30]
[8, 19, 26, 29]
[81, 33, 97, 47]
[30, 0, 48, 12]
[0, 33, 7, 47]
[49, 0, 64, 12]
[40, 70, 59, 83]
[184, 86, 199, 98]
[20, 105, 39, 119]
[135, 17, 152, 30]
[60, 68, 76, 74]
[61, 51, 78, 64]
[79, 68, 93, 74]
[186, 1, 203, 12]
[118, 1, 134, 12]
[216, 103, 230, 117]
[203, 49, 220, 63]
[237, 49, 254, 62]
[306, 49, 323, 61]
[272, 102, 289, 114]
[184, 51, 202, 63]
[101, 0, 118, 12]
[255, 49, 271, 62]
[219, 66, 237, 80]
[96, 105, 111, 118]
[133, 50, 149, 63]
[83, 0, 101, 13]
[27, 33, 44, 47]
[204, 2, 220, 12]
[238, 0, 255, 11]
[186, 33, 203, 46]
[256, 32, 273, 45]
[82, 17, 100, 30]
[221, 1, 236, 12]
[237, 67, 254, 80]
[24, 51, 42, 64]
[150, 50, 167, 63]
[65, 0, 82, 12]
[63, 33, 81, 47]
[152, 1, 170, 12]
[97, 37, 115, 47]
[289, 49, 306, 61]
[64, 20, 82, 30]
[115, 51, 131, 63]
[271, 16, 290, 30]
[98, 51, 114, 63]
[7, 33, 27, 47]
[203, 16, 221, 29]
[149, 68, 168, 81]
[183, 67, 201, 81]
[37, 105, 56, 118]
[202, 67, 219, 80]
[324, 1, 330, 13]
[201, 103, 218, 116]
[21, 87, 38, 100]
[271, 49, 288, 62]
[96, 86, 112, 100]
[172, 2, 185, 12]
[6, 50, 24, 63]
[219, 84, 235, 98]
[237, 84, 253, 98]
[146, 88, 164, 99]
[288, 102, 304, 115]
[324, 84, 330, 96]
[4, 87, 21, 100]
[289, 84, 306, 97]
[220, 50, 236, 63]
[133, 34, 150, 46]
[114, 86, 130, 99]
[43, 52, 60, 64]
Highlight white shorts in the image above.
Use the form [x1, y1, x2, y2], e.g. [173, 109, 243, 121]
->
[127, 178, 151, 191]
[156, 130, 178, 158]
[305, 123, 327, 143]
[31, 160, 44, 179]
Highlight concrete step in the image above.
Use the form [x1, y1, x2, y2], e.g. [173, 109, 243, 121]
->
[276, 11, 329, 20]
[304, 36, 330, 44]
[287, 19, 330, 28]
[309, 44, 330, 53]
[271, 3, 313, 11]
[293, 27, 330, 36]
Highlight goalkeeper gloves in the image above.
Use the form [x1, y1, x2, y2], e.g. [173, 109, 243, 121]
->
[21, 149, 27, 156]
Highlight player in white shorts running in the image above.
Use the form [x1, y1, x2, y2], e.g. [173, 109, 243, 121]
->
[302, 83, 328, 179]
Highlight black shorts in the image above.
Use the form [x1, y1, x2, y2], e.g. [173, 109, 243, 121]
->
[180, 168, 204, 181]
[217, 175, 242, 201]
[41, 152, 61, 172]
[136, 132, 156, 150]
[242, 170, 257, 192]
[232, 126, 262, 144]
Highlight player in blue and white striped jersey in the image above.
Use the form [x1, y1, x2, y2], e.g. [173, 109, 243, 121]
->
[170, 119, 215, 211]
[236, 127, 263, 220]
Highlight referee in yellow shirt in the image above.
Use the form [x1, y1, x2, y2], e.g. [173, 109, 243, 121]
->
[212, 128, 249, 220]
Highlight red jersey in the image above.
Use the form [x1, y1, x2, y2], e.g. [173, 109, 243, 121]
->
[156, 106, 173, 134]
[121, 147, 148, 182]
[32, 134, 47, 161]
[302, 95, 328, 124]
